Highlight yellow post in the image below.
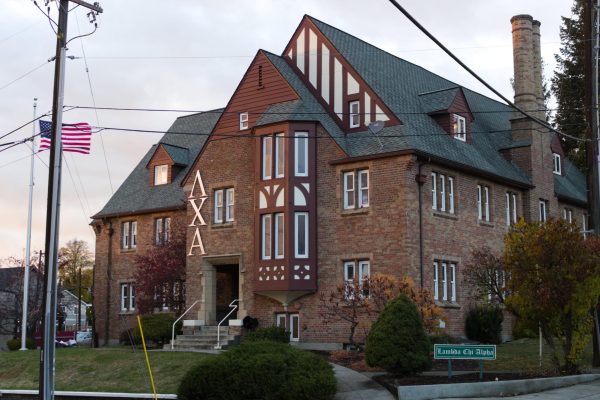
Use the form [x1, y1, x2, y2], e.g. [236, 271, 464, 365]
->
[137, 315, 158, 400]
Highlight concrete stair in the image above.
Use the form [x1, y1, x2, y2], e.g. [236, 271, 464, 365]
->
[165, 326, 240, 351]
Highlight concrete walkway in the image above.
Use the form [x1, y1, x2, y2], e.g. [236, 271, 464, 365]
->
[332, 364, 395, 400]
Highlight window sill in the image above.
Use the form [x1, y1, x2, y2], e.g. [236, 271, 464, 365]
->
[478, 220, 494, 228]
[118, 311, 136, 316]
[432, 211, 458, 220]
[435, 301, 461, 309]
[120, 248, 137, 254]
[212, 222, 235, 229]
[341, 207, 369, 216]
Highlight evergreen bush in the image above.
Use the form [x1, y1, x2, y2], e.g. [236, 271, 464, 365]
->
[6, 338, 36, 351]
[132, 313, 179, 346]
[365, 294, 431, 374]
[177, 340, 336, 400]
[465, 305, 504, 344]
[244, 326, 290, 343]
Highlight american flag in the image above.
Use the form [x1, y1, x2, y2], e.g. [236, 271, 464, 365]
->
[39, 120, 92, 154]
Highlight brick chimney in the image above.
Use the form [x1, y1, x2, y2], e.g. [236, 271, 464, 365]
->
[509, 14, 555, 222]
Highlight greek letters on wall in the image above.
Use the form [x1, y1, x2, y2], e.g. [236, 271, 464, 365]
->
[188, 170, 207, 256]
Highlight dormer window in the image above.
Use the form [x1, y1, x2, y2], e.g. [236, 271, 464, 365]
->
[552, 153, 561, 175]
[239, 112, 249, 130]
[349, 101, 360, 128]
[452, 114, 466, 141]
[154, 165, 168, 185]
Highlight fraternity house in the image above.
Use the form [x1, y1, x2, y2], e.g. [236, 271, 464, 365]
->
[92, 15, 587, 347]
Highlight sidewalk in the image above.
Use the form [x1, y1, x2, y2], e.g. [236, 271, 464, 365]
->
[332, 363, 394, 400]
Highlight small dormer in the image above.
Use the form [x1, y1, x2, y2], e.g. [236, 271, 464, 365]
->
[146, 143, 189, 186]
[419, 87, 474, 142]
[551, 134, 565, 176]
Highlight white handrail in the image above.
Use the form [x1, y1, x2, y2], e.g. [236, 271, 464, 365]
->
[171, 300, 202, 350]
[214, 299, 239, 350]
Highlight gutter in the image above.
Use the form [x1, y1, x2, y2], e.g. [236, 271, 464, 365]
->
[92, 204, 186, 221]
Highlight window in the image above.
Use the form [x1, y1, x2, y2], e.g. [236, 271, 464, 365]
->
[155, 217, 171, 245]
[295, 212, 308, 258]
[506, 192, 518, 226]
[452, 114, 466, 141]
[275, 133, 285, 178]
[214, 188, 234, 224]
[290, 313, 300, 342]
[276, 313, 286, 329]
[477, 185, 490, 222]
[261, 214, 272, 260]
[553, 153, 561, 175]
[432, 172, 455, 214]
[349, 100, 360, 128]
[294, 132, 308, 177]
[262, 136, 273, 180]
[121, 221, 137, 249]
[433, 260, 457, 303]
[275, 213, 284, 259]
[154, 165, 168, 185]
[120, 283, 135, 312]
[239, 112, 249, 130]
[563, 208, 573, 223]
[539, 199, 548, 222]
[344, 260, 370, 298]
[343, 169, 369, 210]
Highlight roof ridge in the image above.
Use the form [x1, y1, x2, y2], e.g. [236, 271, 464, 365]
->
[175, 107, 225, 120]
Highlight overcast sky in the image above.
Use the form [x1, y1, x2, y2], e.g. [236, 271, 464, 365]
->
[0, 0, 574, 260]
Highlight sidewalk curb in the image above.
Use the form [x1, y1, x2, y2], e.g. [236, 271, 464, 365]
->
[397, 373, 600, 400]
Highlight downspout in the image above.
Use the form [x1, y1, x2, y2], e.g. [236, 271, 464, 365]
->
[416, 161, 426, 288]
[104, 220, 114, 345]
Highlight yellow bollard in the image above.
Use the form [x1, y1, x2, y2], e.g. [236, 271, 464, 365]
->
[137, 315, 158, 400]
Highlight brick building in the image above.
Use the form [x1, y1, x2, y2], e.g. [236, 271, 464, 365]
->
[92, 15, 587, 347]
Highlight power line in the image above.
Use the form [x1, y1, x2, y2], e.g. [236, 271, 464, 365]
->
[0, 21, 41, 46]
[0, 61, 50, 92]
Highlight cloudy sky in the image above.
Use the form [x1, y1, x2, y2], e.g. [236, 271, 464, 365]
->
[0, 0, 573, 260]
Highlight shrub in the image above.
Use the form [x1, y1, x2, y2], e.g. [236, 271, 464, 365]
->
[132, 313, 179, 346]
[365, 294, 431, 374]
[512, 317, 537, 339]
[178, 340, 336, 400]
[465, 305, 504, 344]
[244, 326, 290, 343]
[6, 338, 36, 351]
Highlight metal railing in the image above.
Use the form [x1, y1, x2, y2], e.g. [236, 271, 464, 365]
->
[214, 299, 239, 350]
[171, 300, 202, 350]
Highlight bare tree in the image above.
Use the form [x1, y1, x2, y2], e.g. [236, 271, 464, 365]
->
[463, 247, 507, 304]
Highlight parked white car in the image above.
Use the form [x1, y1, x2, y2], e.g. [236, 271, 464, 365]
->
[76, 331, 92, 345]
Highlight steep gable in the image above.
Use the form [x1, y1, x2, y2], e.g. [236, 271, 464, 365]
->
[212, 51, 299, 135]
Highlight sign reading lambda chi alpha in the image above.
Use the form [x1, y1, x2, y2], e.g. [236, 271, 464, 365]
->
[434, 344, 496, 360]
[187, 170, 208, 256]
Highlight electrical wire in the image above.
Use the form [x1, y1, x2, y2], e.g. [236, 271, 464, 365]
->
[0, 111, 52, 141]
[0, 61, 50, 92]
[386, 0, 586, 143]
[32, 0, 58, 34]
[0, 21, 41, 46]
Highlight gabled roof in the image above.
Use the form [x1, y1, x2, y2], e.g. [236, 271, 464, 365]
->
[93, 110, 222, 219]
[418, 87, 461, 114]
[162, 143, 189, 166]
[555, 158, 587, 206]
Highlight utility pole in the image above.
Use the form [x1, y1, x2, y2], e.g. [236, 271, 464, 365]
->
[38, 1, 102, 399]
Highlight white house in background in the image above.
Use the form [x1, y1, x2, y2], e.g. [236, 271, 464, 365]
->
[60, 289, 90, 331]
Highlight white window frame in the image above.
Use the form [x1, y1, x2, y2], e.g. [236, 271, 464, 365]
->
[450, 263, 456, 302]
[225, 188, 235, 222]
[349, 100, 360, 128]
[477, 185, 483, 220]
[290, 313, 300, 342]
[431, 172, 437, 210]
[155, 217, 170, 245]
[239, 112, 249, 130]
[358, 170, 369, 208]
[214, 189, 224, 224]
[262, 136, 272, 180]
[343, 171, 355, 210]
[539, 200, 548, 222]
[275, 213, 284, 259]
[276, 313, 287, 329]
[122, 221, 137, 249]
[477, 185, 490, 222]
[433, 261, 439, 300]
[261, 214, 272, 260]
[439, 174, 446, 212]
[453, 114, 466, 141]
[442, 262, 448, 301]
[294, 132, 308, 177]
[120, 283, 135, 312]
[154, 164, 168, 185]
[563, 208, 572, 223]
[448, 177, 455, 214]
[275, 133, 285, 178]
[295, 212, 309, 258]
[506, 192, 518, 225]
[131, 221, 137, 248]
[553, 153, 561, 175]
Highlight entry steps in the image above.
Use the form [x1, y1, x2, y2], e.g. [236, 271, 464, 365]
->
[165, 325, 240, 351]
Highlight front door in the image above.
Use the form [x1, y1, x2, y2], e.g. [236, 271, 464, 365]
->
[215, 265, 239, 323]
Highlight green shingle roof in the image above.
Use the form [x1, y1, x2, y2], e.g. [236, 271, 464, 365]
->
[419, 87, 461, 114]
[93, 110, 222, 219]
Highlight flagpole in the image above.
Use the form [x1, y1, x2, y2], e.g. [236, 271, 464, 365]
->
[20, 98, 37, 351]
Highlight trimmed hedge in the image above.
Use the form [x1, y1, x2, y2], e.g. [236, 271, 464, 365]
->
[365, 294, 431, 374]
[6, 338, 36, 351]
[244, 326, 290, 343]
[178, 341, 336, 400]
[465, 305, 504, 344]
[132, 313, 180, 346]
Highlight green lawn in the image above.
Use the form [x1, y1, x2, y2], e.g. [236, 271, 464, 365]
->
[484, 337, 594, 372]
[0, 347, 210, 393]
